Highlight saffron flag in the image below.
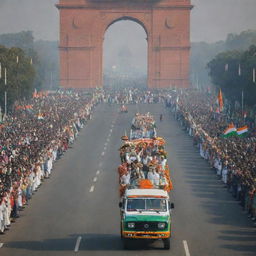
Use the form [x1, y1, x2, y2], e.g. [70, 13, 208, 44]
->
[217, 89, 224, 112]
[223, 123, 237, 138]
[237, 126, 248, 136]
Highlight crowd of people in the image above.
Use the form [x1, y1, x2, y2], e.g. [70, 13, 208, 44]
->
[0, 90, 103, 234]
[118, 113, 172, 197]
[165, 89, 256, 224]
[105, 88, 164, 105]
[1, 86, 255, 233]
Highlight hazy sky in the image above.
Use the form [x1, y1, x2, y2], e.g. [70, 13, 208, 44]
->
[0, 0, 255, 42]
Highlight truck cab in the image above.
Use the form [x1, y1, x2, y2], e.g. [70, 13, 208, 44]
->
[119, 188, 174, 249]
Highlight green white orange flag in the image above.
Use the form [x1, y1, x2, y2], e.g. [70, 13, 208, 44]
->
[223, 123, 237, 137]
[237, 126, 248, 136]
[217, 89, 224, 112]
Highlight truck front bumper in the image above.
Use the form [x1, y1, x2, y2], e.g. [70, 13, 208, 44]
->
[122, 231, 170, 239]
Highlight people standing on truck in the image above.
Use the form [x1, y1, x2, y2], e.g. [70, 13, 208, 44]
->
[120, 170, 130, 185]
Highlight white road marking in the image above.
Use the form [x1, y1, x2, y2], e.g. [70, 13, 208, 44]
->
[110, 129, 112, 133]
[183, 240, 191, 256]
[104, 146, 107, 151]
[99, 162, 103, 167]
[74, 236, 82, 252]
[89, 185, 94, 192]
[96, 170, 100, 175]
[104, 142, 108, 147]
[111, 124, 114, 128]
[93, 177, 97, 182]
[101, 151, 105, 156]
[107, 138, 110, 142]
[0, 243, 4, 248]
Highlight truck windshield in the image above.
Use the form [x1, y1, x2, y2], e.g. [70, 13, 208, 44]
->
[126, 198, 167, 212]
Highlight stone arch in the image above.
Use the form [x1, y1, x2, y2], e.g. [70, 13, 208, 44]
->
[103, 17, 148, 87]
[104, 16, 149, 39]
[56, 0, 193, 89]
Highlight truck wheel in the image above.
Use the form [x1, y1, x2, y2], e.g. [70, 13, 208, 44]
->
[163, 238, 170, 250]
[123, 238, 130, 249]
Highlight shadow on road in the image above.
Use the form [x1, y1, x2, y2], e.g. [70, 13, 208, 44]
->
[5, 233, 167, 251]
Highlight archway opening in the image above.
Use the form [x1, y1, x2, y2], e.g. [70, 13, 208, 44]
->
[103, 19, 147, 89]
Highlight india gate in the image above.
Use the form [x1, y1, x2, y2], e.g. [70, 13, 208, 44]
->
[56, 0, 193, 89]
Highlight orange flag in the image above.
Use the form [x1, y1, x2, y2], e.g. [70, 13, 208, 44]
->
[217, 89, 223, 112]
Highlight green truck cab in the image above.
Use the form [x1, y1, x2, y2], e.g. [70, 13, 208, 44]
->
[119, 188, 174, 249]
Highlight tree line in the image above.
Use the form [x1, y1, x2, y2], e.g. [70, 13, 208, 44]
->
[191, 30, 256, 89]
[0, 31, 59, 110]
[0, 45, 35, 109]
[208, 45, 256, 107]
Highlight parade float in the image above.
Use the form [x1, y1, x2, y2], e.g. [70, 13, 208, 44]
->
[118, 113, 174, 249]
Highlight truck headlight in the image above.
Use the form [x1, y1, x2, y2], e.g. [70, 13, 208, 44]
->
[158, 222, 166, 229]
[127, 222, 135, 228]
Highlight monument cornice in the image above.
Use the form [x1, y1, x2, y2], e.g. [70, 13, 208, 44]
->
[56, 4, 193, 10]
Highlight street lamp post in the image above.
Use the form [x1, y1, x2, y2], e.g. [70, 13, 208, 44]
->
[4, 67, 7, 118]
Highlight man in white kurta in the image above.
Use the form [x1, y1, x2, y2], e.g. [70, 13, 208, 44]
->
[0, 200, 5, 233]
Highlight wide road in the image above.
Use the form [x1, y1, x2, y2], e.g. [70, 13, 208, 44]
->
[0, 103, 256, 256]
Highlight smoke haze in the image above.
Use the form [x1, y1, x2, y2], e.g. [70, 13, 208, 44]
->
[0, 0, 255, 78]
[0, 0, 255, 42]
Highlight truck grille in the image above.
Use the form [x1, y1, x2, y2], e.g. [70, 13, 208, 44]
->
[133, 222, 160, 231]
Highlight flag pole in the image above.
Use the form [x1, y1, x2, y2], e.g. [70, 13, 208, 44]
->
[4, 67, 7, 118]
[4, 91, 7, 117]
[241, 90, 244, 117]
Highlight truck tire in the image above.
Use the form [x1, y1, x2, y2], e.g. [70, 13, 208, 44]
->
[163, 238, 170, 250]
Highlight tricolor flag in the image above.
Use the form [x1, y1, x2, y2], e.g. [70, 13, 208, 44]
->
[217, 89, 223, 112]
[223, 123, 237, 138]
[237, 126, 248, 136]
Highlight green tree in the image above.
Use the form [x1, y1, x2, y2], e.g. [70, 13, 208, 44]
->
[0, 31, 59, 90]
[0, 45, 35, 109]
[207, 45, 256, 106]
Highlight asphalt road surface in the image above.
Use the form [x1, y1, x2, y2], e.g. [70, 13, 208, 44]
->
[0, 103, 256, 256]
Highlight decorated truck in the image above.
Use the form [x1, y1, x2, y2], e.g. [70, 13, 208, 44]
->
[118, 113, 174, 249]
[119, 186, 174, 249]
